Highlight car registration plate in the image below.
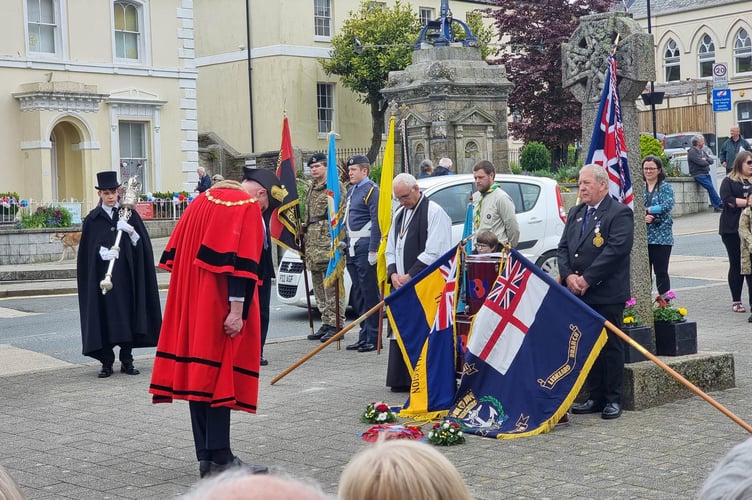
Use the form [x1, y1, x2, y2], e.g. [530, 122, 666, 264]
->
[278, 272, 298, 284]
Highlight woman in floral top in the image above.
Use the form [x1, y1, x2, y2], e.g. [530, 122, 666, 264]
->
[643, 155, 674, 295]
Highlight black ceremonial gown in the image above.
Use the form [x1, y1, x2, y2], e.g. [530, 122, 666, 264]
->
[77, 206, 162, 360]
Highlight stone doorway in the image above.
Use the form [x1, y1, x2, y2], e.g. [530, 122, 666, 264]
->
[49, 120, 85, 203]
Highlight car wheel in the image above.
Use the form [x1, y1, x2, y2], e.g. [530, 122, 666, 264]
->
[536, 251, 559, 280]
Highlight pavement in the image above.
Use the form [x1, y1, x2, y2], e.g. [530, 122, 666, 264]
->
[2, 210, 752, 499]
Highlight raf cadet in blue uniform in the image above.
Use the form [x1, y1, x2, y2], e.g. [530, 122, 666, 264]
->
[344, 155, 381, 352]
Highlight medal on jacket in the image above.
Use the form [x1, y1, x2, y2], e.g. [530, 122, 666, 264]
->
[593, 221, 604, 247]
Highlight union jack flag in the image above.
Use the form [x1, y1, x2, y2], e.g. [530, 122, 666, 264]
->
[486, 257, 526, 312]
[586, 54, 633, 209]
[433, 254, 458, 332]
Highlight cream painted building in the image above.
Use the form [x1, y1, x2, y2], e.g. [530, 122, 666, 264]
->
[0, 0, 198, 210]
[631, 0, 752, 147]
[194, 0, 492, 156]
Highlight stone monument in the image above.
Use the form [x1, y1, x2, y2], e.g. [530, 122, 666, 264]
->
[381, 0, 512, 174]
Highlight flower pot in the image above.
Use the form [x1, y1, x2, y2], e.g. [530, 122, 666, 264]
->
[654, 321, 697, 356]
[622, 325, 654, 363]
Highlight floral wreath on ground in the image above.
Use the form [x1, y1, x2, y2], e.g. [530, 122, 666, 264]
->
[360, 401, 397, 424]
[428, 421, 465, 446]
[360, 424, 424, 442]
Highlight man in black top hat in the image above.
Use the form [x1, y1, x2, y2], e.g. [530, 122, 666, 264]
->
[77, 171, 162, 378]
[241, 168, 286, 366]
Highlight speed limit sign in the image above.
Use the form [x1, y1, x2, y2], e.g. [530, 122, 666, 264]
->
[713, 63, 728, 88]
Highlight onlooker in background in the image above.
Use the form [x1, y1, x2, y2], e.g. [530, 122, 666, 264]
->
[77, 171, 162, 378]
[475, 230, 502, 254]
[196, 167, 211, 193]
[211, 174, 224, 185]
[471, 160, 519, 249]
[721, 150, 752, 315]
[688, 134, 723, 212]
[0, 465, 25, 500]
[719, 125, 752, 174]
[642, 155, 674, 295]
[698, 437, 752, 500]
[338, 439, 471, 500]
[432, 157, 453, 176]
[303, 153, 345, 342]
[181, 469, 329, 500]
[418, 159, 433, 178]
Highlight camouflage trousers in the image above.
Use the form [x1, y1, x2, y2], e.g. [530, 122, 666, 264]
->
[309, 262, 345, 328]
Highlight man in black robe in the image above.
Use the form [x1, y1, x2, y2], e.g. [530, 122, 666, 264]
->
[77, 171, 162, 378]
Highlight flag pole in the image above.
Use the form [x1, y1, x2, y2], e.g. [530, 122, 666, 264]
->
[605, 320, 752, 433]
[271, 300, 385, 385]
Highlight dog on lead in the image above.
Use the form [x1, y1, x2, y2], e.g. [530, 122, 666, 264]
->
[50, 231, 82, 262]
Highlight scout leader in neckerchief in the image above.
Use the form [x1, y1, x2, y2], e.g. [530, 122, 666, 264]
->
[557, 163, 634, 421]
[385, 173, 453, 391]
[343, 155, 381, 353]
[471, 160, 520, 252]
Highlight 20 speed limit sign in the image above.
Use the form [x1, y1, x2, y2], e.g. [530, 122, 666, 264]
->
[713, 63, 728, 88]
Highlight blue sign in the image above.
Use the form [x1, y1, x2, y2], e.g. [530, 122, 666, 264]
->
[713, 88, 732, 112]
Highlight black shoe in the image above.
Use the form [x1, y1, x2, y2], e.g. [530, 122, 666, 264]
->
[714, 207, 723, 213]
[199, 456, 269, 478]
[346, 340, 365, 350]
[571, 399, 604, 414]
[358, 343, 376, 352]
[320, 327, 338, 343]
[120, 361, 140, 375]
[390, 386, 410, 393]
[601, 402, 622, 419]
[97, 365, 113, 378]
[308, 324, 332, 340]
[260, 356, 268, 366]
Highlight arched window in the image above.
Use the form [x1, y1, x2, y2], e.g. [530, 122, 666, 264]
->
[414, 143, 425, 166]
[664, 39, 681, 82]
[464, 141, 479, 173]
[698, 34, 715, 78]
[734, 28, 752, 74]
[114, 1, 141, 61]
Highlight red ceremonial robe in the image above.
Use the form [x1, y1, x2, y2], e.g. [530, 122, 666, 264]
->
[149, 185, 264, 413]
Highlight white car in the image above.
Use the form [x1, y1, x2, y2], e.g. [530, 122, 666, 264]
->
[275, 173, 567, 308]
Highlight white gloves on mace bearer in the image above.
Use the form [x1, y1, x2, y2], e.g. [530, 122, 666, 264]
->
[98, 220, 140, 261]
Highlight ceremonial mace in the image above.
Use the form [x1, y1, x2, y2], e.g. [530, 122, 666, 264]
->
[99, 176, 140, 295]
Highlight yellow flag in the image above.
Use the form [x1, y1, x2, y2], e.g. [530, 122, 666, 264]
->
[376, 116, 395, 291]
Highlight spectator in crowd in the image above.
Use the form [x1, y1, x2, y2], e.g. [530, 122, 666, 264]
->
[471, 160, 519, 249]
[181, 469, 330, 500]
[721, 150, 752, 315]
[338, 439, 471, 500]
[642, 155, 674, 295]
[475, 230, 502, 254]
[688, 134, 723, 212]
[432, 157, 453, 176]
[196, 167, 211, 193]
[211, 174, 225, 185]
[719, 125, 752, 174]
[418, 159, 433, 178]
[698, 437, 752, 500]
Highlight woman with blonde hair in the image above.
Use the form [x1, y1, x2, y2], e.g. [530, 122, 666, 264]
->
[338, 439, 471, 500]
[0, 465, 25, 500]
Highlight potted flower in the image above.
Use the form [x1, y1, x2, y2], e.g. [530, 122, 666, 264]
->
[652, 290, 697, 356]
[622, 297, 653, 363]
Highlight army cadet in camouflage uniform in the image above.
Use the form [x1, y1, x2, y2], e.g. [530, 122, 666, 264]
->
[304, 153, 346, 341]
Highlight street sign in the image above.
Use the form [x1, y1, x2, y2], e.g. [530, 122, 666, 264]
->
[712, 63, 728, 89]
[712, 88, 732, 112]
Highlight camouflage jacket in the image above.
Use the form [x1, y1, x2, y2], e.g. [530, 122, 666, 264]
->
[304, 179, 345, 266]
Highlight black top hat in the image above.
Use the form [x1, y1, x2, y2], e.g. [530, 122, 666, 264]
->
[242, 167, 286, 211]
[307, 152, 327, 167]
[95, 171, 120, 190]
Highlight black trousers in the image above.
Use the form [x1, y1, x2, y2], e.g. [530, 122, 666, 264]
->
[189, 401, 231, 462]
[258, 278, 271, 354]
[585, 303, 624, 404]
[97, 343, 133, 366]
[648, 244, 672, 295]
[721, 233, 752, 305]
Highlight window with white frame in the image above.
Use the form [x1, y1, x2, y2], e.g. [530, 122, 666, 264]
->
[664, 39, 681, 82]
[27, 0, 59, 55]
[114, 1, 141, 61]
[419, 7, 435, 25]
[119, 121, 149, 186]
[314, 0, 332, 39]
[738, 101, 752, 139]
[698, 34, 715, 78]
[317, 83, 334, 135]
[734, 28, 752, 74]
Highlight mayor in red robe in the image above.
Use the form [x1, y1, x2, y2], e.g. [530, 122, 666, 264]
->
[149, 179, 267, 477]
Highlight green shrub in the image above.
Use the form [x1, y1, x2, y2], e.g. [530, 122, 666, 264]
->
[639, 135, 670, 174]
[20, 206, 72, 228]
[520, 142, 552, 172]
[509, 162, 522, 175]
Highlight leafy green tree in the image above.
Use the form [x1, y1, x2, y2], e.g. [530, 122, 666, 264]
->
[456, 12, 493, 60]
[320, 2, 420, 163]
[639, 134, 670, 175]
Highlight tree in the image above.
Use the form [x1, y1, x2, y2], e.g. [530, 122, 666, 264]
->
[484, 0, 612, 168]
[320, 2, 420, 163]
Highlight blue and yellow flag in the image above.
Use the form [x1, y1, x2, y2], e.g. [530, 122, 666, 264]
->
[384, 245, 461, 420]
[446, 249, 607, 438]
[324, 132, 345, 287]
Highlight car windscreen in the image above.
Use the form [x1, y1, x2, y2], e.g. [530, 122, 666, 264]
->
[665, 136, 693, 150]
[426, 183, 474, 225]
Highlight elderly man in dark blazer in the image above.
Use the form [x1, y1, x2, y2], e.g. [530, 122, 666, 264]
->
[557, 164, 634, 420]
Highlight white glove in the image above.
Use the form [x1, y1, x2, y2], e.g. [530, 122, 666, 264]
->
[116, 220, 135, 235]
[99, 246, 119, 261]
[368, 252, 377, 266]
